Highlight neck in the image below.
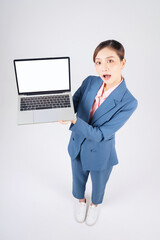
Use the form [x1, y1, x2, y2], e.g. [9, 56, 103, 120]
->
[104, 76, 123, 91]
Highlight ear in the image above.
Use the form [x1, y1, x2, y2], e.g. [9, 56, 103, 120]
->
[121, 58, 126, 70]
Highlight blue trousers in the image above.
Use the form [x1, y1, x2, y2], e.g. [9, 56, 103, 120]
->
[71, 152, 113, 205]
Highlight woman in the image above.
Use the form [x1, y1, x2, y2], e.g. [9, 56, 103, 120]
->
[58, 39, 138, 226]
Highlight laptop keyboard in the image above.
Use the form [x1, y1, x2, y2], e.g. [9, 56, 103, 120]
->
[20, 94, 71, 111]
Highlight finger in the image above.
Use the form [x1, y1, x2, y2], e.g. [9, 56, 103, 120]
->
[58, 120, 68, 124]
[58, 120, 63, 123]
[62, 121, 69, 124]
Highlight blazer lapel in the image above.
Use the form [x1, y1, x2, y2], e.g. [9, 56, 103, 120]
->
[83, 77, 103, 122]
[88, 77, 127, 125]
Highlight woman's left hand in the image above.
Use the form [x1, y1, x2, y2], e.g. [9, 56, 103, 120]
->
[58, 115, 77, 125]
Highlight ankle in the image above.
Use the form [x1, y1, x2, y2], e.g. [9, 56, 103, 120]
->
[79, 198, 86, 203]
[90, 202, 98, 207]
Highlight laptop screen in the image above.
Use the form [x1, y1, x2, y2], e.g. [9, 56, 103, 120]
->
[14, 57, 71, 94]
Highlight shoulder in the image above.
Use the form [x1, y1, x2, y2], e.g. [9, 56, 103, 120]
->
[82, 75, 101, 87]
[88, 75, 101, 81]
[82, 75, 99, 83]
[125, 88, 138, 102]
[79, 75, 98, 89]
[114, 78, 138, 110]
[122, 88, 138, 110]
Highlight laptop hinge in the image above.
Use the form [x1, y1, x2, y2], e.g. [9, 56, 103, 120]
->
[19, 90, 69, 96]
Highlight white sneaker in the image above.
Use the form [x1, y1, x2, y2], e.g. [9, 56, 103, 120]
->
[74, 200, 88, 223]
[85, 204, 100, 226]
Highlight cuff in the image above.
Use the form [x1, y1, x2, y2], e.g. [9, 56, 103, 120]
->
[69, 116, 83, 131]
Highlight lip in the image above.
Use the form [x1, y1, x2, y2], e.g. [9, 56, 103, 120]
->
[102, 74, 111, 79]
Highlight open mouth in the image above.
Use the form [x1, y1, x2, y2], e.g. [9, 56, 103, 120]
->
[103, 74, 111, 80]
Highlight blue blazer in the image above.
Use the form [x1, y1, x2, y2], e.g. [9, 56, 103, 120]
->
[68, 75, 138, 171]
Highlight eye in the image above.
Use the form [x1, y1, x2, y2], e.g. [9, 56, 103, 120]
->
[95, 61, 101, 65]
[108, 59, 114, 63]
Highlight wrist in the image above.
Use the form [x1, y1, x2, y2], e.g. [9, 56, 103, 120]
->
[71, 115, 77, 124]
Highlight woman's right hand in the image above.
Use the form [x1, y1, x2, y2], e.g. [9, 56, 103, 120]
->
[58, 120, 70, 124]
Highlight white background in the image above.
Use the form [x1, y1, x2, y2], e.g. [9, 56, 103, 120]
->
[0, 0, 160, 239]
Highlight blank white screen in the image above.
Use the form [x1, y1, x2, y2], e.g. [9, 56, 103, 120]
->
[15, 58, 70, 93]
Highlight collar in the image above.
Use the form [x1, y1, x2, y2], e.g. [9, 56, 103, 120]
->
[97, 76, 124, 98]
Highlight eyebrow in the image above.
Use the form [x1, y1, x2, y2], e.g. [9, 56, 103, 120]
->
[95, 56, 115, 59]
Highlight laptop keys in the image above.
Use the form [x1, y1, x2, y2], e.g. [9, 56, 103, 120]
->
[20, 95, 71, 111]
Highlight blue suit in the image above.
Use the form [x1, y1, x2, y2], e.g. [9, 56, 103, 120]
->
[68, 75, 138, 171]
[67, 75, 138, 204]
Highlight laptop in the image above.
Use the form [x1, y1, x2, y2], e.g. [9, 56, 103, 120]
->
[13, 57, 75, 125]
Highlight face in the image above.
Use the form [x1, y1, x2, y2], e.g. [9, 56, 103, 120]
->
[95, 47, 126, 88]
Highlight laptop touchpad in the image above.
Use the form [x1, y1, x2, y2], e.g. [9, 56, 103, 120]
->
[33, 109, 59, 123]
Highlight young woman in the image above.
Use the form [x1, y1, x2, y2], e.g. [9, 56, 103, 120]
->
[58, 39, 138, 226]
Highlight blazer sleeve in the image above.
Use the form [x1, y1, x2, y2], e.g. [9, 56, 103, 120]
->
[72, 76, 91, 113]
[69, 99, 138, 142]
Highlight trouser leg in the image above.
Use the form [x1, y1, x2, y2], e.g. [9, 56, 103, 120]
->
[71, 153, 89, 200]
[90, 164, 113, 205]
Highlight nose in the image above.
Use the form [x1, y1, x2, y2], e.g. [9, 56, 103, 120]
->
[101, 62, 109, 71]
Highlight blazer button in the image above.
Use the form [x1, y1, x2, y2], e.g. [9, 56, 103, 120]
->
[72, 137, 74, 141]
